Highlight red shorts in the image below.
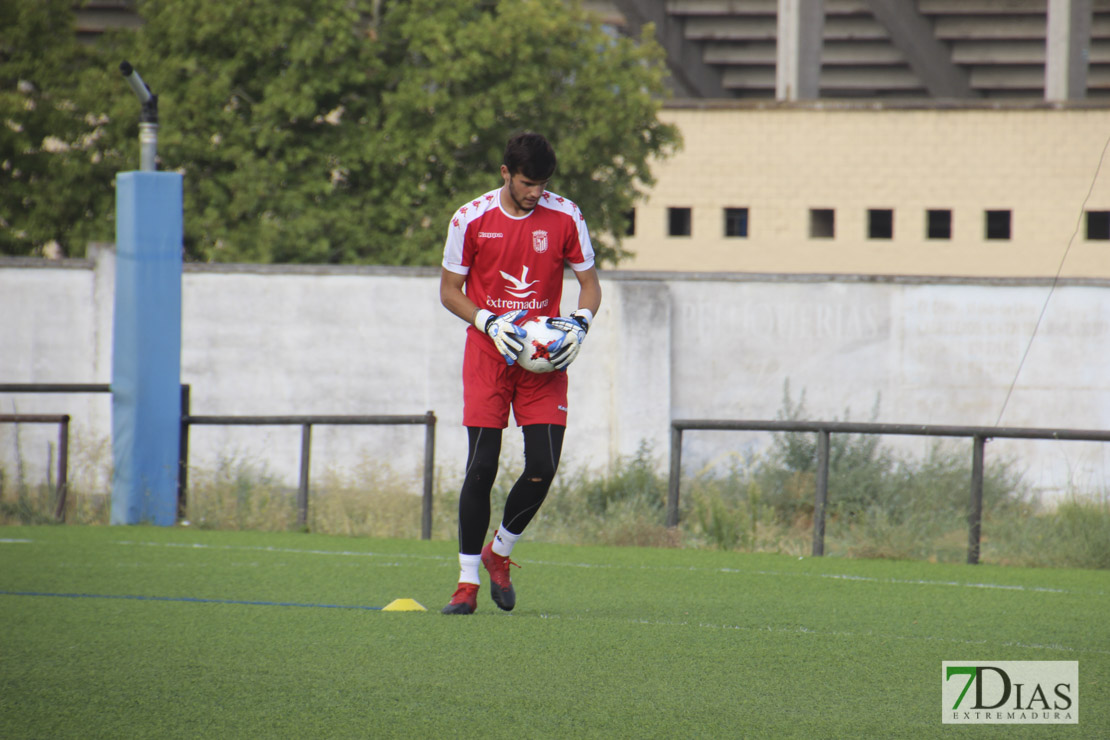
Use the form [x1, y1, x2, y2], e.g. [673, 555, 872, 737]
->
[462, 336, 569, 428]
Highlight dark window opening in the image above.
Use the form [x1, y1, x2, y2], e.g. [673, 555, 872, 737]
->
[1086, 210, 1110, 240]
[624, 208, 636, 237]
[668, 207, 691, 237]
[724, 208, 748, 238]
[985, 210, 1011, 240]
[868, 209, 893, 239]
[927, 209, 951, 240]
[810, 208, 835, 239]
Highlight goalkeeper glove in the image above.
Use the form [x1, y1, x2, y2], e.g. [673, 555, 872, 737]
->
[547, 308, 592, 371]
[474, 308, 527, 365]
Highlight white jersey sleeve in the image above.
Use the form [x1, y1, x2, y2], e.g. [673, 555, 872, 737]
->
[442, 208, 469, 276]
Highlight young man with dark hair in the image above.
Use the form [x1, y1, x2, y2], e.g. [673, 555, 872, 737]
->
[439, 132, 602, 614]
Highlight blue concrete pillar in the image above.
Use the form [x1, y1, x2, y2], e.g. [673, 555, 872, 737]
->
[111, 171, 183, 525]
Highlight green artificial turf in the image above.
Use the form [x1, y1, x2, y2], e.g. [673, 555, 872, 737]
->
[0, 525, 1105, 738]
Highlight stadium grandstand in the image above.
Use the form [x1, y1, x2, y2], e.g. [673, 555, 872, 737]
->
[590, 0, 1110, 102]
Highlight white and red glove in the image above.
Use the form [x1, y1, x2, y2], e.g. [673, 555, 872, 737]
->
[474, 308, 527, 365]
[546, 308, 593, 371]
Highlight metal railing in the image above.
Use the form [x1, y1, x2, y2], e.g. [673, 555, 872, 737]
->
[1, 384, 437, 538]
[0, 381, 187, 522]
[181, 410, 437, 537]
[0, 384, 109, 523]
[0, 384, 112, 394]
[669, 419, 1110, 564]
[0, 413, 70, 521]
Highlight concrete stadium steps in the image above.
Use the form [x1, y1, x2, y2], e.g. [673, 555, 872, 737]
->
[593, 0, 1110, 100]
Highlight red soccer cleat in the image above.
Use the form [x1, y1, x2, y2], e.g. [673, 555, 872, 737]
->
[481, 541, 520, 612]
[441, 582, 479, 615]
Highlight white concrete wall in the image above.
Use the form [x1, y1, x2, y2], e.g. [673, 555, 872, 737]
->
[2, 251, 1108, 500]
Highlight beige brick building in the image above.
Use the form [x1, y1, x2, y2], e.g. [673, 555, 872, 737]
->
[616, 102, 1110, 278]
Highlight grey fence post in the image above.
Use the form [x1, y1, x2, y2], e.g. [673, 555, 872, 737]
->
[666, 425, 683, 528]
[297, 423, 312, 529]
[812, 428, 830, 556]
[53, 415, 70, 522]
[968, 435, 985, 564]
[421, 411, 436, 540]
[178, 384, 190, 521]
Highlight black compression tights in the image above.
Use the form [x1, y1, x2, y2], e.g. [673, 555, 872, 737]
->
[457, 424, 565, 555]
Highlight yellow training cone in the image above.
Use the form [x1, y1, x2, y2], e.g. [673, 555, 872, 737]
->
[382, 598, 427, 612]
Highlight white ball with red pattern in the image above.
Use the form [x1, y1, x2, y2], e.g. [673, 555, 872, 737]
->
[514, 317, 568, 374]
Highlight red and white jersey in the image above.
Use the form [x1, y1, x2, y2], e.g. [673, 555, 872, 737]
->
[442, 187, 595, 356]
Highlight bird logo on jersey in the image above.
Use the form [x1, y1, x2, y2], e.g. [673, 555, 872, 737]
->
[499, 265, 537, 299]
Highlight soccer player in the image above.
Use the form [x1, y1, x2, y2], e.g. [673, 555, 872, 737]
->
[439, 132, 602, 614]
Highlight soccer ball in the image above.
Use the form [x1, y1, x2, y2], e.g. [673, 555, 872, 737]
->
[515, 317, 567, 374]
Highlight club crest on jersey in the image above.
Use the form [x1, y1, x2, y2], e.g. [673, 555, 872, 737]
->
[532, 229, 549, 254]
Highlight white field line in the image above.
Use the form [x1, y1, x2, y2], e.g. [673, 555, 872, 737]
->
[0, 539, 33, 544]
[792, 571, 1071, 594]
[531, 613, 1110, 657]
[105, 540, 1106, 598]
[528, 560, 1101, 596]
[113, 540, 450, 562]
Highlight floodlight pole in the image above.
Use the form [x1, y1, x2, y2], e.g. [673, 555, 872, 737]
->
[120, 60, 158, 171]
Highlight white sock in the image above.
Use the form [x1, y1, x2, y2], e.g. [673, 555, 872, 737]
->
[491, 524, 521, 557]
[459, 553, 481, 585]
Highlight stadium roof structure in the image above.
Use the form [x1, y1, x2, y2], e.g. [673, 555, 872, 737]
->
[586, 0, 1110, 102]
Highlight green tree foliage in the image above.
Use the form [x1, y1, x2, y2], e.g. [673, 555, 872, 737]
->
[2, 0, 679, 264]
[0, 0, 117, 257]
